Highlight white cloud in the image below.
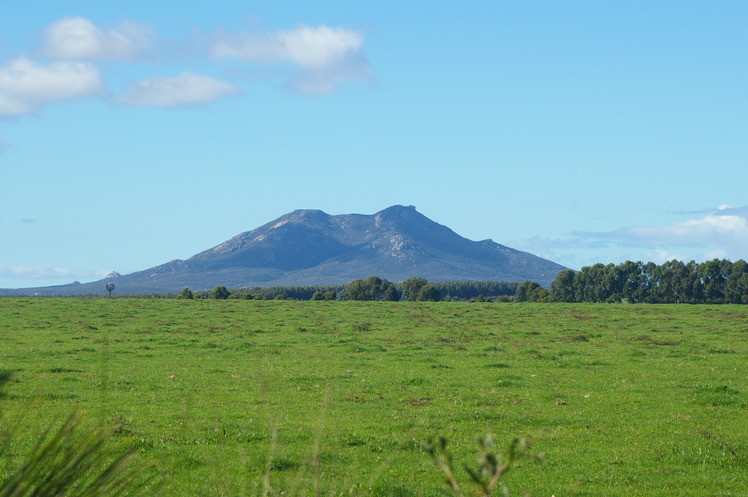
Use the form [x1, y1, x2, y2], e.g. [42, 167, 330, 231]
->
[715, 204, 748, 217]
[0, 265, 76, 280]
[0, 266, 111, 288]
[213, 25, 363, 69]
[511, 205, 748, 268]
[617, 212, 748, 249]
[212, 24, 371, 94]
[43, 17, 155, 61]
[0, 57, 104, 116]
[120, 72, 241, 108]
[648, 249, 687, 263]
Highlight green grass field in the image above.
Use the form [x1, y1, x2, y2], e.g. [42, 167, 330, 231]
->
[1, 299, 746, 496]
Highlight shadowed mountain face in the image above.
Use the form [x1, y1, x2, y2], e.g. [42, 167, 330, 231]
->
[2, 205, 567, 295]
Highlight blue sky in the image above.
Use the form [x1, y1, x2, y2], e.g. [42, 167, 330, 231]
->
[1, 0, 747, 289]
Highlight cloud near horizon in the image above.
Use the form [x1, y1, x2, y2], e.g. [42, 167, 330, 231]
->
[120, 72, 242, 108]
[0, 57, 104, 116]
[212, 24, 372, 94]
[0, 265, 109, 284]
[512, 205, 748, 267]
[580, 205, 748, 252]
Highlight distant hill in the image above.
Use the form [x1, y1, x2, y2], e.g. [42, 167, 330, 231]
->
[1, 205, 567, 296]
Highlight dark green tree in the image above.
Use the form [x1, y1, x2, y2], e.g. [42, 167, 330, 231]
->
[601, 263, 624, 302]
[382, 284, 400, 301]
[725, 260, 748, 303]
[534, 287, 551, 302]
[620, 261, 645, 303]
[211, 285, 231, 300]
[700, 259, 726, 304]
[178, 287, 194, 299]
[550, 269, 576, 302]
[343, 279, 367, 300]
[323, 290, 337, 301]
[343, 276, 399, 301]
[416, 283, 441, 302]
[401, 277, 428, 301]
[514, 281, 541, 302]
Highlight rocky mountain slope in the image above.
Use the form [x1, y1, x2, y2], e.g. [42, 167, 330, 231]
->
[3, 205, 567, 295]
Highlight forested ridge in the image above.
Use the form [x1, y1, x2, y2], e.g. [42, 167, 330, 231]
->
[185, 278, 519, 302]
[50, 259, 748, 304]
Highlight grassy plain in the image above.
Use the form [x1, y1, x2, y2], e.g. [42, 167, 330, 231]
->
[0, 299, 746, 496]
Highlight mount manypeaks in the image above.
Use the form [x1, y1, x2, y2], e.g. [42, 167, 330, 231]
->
[4, 205, 567, 295]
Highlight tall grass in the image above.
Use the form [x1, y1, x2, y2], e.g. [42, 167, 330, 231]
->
[0, 373, 154, 497]
[425, 435, 542, 497]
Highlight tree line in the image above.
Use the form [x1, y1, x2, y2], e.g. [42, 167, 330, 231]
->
[177, 277, 519, 302]
[133, 259, 748, 304]
[546, 259, 748, 304]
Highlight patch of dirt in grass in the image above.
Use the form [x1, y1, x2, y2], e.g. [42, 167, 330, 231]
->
[571, 313, 592, 320]
[634, 335, 680, 346]
[721, 312, 747, 320]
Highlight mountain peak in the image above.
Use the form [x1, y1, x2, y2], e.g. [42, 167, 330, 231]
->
[152, 205, 566, 289]
[3, 207, 568, 295]
[378, 204, 417, 214]
[284, 208, 329, 220]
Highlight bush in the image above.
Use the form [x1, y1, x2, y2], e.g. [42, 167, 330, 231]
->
[211, 286, 230, 299]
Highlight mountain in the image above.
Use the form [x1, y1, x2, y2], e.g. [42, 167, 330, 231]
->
[2, 205, 567, 295]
